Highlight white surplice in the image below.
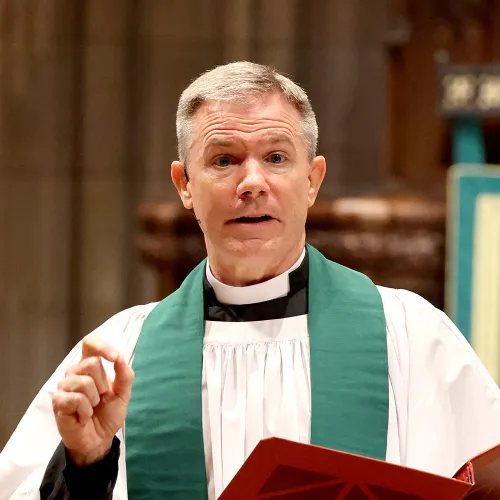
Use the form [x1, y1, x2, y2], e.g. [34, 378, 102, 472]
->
[2, 253, 500, 499]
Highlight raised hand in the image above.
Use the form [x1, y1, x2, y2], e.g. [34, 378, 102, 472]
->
[52, 335, 134, 466]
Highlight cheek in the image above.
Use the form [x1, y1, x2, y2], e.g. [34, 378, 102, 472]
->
[289, 180, 312, 216]
[278, 178, 310, 205]
[272, 184, 309, 230]
[192, 181, 231, 220]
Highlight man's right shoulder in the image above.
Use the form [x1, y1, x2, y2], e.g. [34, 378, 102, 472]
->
[86, 302, 160, 364]
[93, 302, 160, 334]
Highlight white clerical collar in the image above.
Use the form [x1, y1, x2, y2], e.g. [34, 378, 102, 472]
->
[206, 248, 306, 305]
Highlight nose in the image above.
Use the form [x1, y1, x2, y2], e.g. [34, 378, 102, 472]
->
[236, 159, 270, 199]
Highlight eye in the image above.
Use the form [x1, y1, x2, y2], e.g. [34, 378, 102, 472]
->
[214, 155, 233, 168]
[267, 153, 286, 164]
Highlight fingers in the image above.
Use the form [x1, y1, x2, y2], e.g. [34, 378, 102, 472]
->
[53, 391, 94, 424]
[81, 335, 119, 364]
[66, 356, 110, 395]
[65, 335, 132, 404]
[57, 375, 100, 407]
[112, 355, 135, 401]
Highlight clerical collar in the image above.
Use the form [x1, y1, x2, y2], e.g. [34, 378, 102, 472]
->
[203, 248, 309, 322]
[206, 248, 306, 305]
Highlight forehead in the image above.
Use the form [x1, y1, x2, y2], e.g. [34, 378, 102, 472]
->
[191, 92, 304, 149]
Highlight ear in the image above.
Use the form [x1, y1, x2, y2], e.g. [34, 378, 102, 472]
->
[171, 161, 193, 209]
[307, 156, 326, 207]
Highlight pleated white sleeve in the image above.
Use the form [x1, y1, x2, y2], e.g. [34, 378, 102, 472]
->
[0, 304, 155, 500]
[380, 287, 500, 477]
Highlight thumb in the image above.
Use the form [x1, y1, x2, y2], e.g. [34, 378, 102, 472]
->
[112, 355, 135, 402]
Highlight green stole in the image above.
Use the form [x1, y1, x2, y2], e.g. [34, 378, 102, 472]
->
[125, 245, 388, 499]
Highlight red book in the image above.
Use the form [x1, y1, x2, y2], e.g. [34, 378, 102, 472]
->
[219, 438, 500, 499]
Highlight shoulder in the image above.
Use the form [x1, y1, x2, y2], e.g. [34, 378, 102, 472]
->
[84, 302, 160, 363]
[376, 285, 438, 317]
[376, 286, 467, 347]
[90, 302, 159, 340]
[376, 286, 498, 387]
[49, 303, 160, 375]
[376, 285, 467, 351]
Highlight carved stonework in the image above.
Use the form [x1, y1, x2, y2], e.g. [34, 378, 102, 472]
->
[438, 63, 500, 116]
[138, 196, 446, 308]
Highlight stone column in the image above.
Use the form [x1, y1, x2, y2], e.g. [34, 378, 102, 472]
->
[0, 0, 77, 446]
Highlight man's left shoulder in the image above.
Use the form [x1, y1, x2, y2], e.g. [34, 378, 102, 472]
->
[376, 285, 436, 312]
[376, 286, 447, 326]
[376, 286, 476, 360]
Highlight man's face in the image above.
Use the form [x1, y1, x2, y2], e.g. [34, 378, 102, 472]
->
[172, 92, 325, 275]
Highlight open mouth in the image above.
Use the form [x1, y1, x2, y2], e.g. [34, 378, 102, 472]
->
[232, 215, 274, 224]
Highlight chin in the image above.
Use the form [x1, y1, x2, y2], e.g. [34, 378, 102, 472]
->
[225, 237, 279, 258]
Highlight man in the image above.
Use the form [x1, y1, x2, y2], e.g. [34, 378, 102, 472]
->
[1, 61, 500, 500]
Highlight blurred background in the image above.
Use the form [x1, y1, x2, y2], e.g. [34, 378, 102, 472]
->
[1, 0, 500, 448]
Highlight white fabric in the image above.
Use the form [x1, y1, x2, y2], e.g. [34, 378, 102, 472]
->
[203, 251, 310, 498]
[204, 248, 305, 304]
[203, 316, 309, 499]
[2, 268, 500, 499]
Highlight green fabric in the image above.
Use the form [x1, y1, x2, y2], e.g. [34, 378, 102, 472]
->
[126, 260, 206, 499]
[307, 246, 388, 457]
[453, 117, 485, 165]
[126, 245, 388, 499]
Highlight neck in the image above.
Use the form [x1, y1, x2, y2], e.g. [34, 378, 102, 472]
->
[208, 239, 306, 287]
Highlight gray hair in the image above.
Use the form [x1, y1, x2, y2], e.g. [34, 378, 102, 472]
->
[176, 61, 318, 165]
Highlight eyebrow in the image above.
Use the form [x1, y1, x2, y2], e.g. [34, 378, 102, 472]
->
[204, 133, 296, 151]
[204, 137, 236, 150]
[263, 133, 296, 148]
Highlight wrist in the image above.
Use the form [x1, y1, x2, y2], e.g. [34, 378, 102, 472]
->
[66, 441, 114, 467]
[63, 436, 121, 499]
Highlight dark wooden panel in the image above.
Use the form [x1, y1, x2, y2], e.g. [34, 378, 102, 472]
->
[137, 197, 446, 309]
[385, 0, 500, 195]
